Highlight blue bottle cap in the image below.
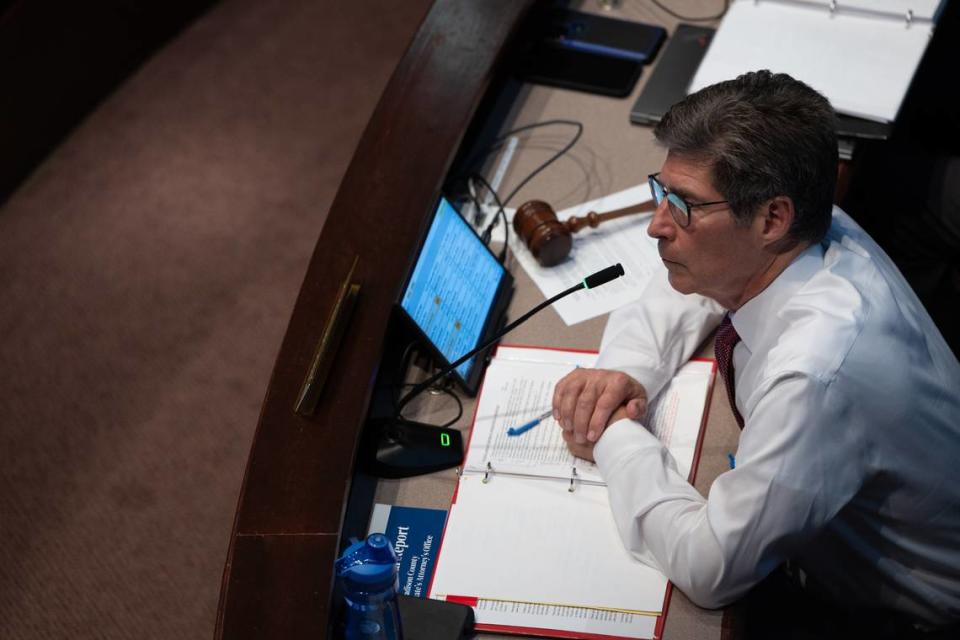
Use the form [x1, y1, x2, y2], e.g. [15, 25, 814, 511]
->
[336, 533, 398, 590]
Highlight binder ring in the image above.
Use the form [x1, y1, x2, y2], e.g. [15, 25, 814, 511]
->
[483, 461, 494, 484]
[905, 9, 914, 27]
[568, 467, 579, 493]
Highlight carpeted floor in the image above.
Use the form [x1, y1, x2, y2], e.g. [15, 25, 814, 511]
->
[0, 1, 431, 637]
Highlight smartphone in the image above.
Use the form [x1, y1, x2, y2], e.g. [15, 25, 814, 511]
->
[545, 8, 667, 63]
[630, 24, 715, 125]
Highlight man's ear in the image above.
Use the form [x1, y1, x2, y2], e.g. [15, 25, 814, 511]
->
[759, 195, 796, 251]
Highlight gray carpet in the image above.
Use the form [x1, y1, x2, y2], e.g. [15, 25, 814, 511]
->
[0, 1, 431, 636]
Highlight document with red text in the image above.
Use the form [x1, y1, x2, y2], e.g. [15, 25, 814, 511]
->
[428, 345, 716, 639]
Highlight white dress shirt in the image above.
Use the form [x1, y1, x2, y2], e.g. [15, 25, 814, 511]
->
[593, 207, 960, 625]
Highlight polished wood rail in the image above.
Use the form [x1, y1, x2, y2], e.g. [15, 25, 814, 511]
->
[214, 1, 535, 637]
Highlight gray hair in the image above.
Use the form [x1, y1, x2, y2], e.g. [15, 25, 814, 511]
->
[654, 70, 838, 244]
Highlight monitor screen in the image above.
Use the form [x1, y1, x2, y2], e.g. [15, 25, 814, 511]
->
[399, 196, 512, 393]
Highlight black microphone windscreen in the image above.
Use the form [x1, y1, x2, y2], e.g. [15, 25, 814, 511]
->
[583, 263, 625, 289]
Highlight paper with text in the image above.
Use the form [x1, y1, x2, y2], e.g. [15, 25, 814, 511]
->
[465, 347, 714, 485]
[471, 597, 658, 639]
[505, 184, 662, 325]
[432, 476, 669, 614]
[430, 347, 716, 637]
[689, 0, 939, 123]
[464, 351, 603, 484]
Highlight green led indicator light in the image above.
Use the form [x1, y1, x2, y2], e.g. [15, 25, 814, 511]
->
[440, 432, 451, 447]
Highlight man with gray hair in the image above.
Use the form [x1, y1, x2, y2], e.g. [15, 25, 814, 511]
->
[553, 71, 960, 637]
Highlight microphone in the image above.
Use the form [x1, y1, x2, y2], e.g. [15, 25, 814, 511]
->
[363, 263, 626, 478]
[583, 263, 626, 289]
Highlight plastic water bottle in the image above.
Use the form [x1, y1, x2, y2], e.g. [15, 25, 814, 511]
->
[335, 533, 404, 640]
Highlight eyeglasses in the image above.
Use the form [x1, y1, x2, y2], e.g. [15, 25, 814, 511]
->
[648, 173, 729, 228]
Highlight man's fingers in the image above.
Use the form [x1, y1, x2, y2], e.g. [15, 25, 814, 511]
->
[626, 397, 647, 420]
[560, 381, 583, 431]
[587, 388, 622, 442]
[556, 374, 585, 432]
[551, 368, 647, 443]
[561, 428, 596, 463]
[573, 389, 598, 443]
[586, 374, 644, 440]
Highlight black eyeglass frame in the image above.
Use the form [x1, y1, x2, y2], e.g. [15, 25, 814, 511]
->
[648, 172, 729, 228]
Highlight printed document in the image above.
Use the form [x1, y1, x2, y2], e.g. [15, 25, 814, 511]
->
[504, 184, 662, 325]
[429, 346, 716, 638]
[689, 0, 942, 123]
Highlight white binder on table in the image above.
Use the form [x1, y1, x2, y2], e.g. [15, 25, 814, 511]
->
[689, 0, 947, 123]
[428, 345, 717, 639]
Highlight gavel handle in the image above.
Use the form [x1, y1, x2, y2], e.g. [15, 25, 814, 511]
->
[565, 200, 657, 234]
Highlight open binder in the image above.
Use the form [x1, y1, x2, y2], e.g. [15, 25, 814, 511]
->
[689, 0, 947, 123]
[428, 345, 716, 639]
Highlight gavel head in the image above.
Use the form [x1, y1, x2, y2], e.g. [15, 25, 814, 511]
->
[513, 200, 572, 267]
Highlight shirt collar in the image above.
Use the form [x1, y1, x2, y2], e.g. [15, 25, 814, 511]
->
[730, 243, 825, 352]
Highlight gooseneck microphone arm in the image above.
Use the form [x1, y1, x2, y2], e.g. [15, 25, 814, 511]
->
[394, 263, 625, 417]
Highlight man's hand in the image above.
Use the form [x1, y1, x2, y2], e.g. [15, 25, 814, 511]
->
[561, 428, 596, 462]
[552, 368, 647, 445]
[560, 405, 632, 462]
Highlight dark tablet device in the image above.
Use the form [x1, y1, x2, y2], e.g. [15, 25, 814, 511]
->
[630, 24, 715, 125]
[519, 42, 644, 97]
[397, 196, 513, 395]
[517, 8, 666, 97]
[545, 8, 666, 63]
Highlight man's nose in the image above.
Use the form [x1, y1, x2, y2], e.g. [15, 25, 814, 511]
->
[647, 198, 675, 240]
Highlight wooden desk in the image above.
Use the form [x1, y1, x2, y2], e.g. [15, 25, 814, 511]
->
[215, 1, 738, 637]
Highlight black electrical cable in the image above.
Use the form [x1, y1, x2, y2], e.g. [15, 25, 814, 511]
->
[479, 120, 583, 244]
[496, 120, 584, 206]
[465, 176, 487, 227]
[398, 340, 418, 375]
[469, 173, 510, 264]
[451, 120, 582, 242]
[395, 275, 594, 418]
[394, 377, 463, 428]
[436, 387, 464, 428]
[410, 120, 584, 420]
[651, 0, 729, 22]
[461, 119, 581, 179]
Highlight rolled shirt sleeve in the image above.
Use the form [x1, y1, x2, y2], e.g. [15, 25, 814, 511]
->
[596, 270, 724, 400]
[594, 372, 867, 609]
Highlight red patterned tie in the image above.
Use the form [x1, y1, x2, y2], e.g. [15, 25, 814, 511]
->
[715, 315, 744, 429]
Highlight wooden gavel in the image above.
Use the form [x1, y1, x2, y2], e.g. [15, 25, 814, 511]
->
[513, 199, 657, 267]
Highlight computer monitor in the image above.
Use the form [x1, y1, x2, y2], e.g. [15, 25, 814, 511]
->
[398, 196, 514, 395]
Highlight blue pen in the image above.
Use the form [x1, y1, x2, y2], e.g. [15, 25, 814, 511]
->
[507, 409, 554, 437]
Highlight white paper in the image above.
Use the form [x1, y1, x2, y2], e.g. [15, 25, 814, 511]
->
[645, 360, 715, 480]
[431, 476, 669, 614]
[782, 0, 942, 19]
[467, 349, 713, 484]
[505, 184, 663, 325]
[429, 348, 716, 628]
[689, 0, 937, 123]
[465, 354, 604, 484]
[493, 344, 597, 366]
[469, 597, 658, 639]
